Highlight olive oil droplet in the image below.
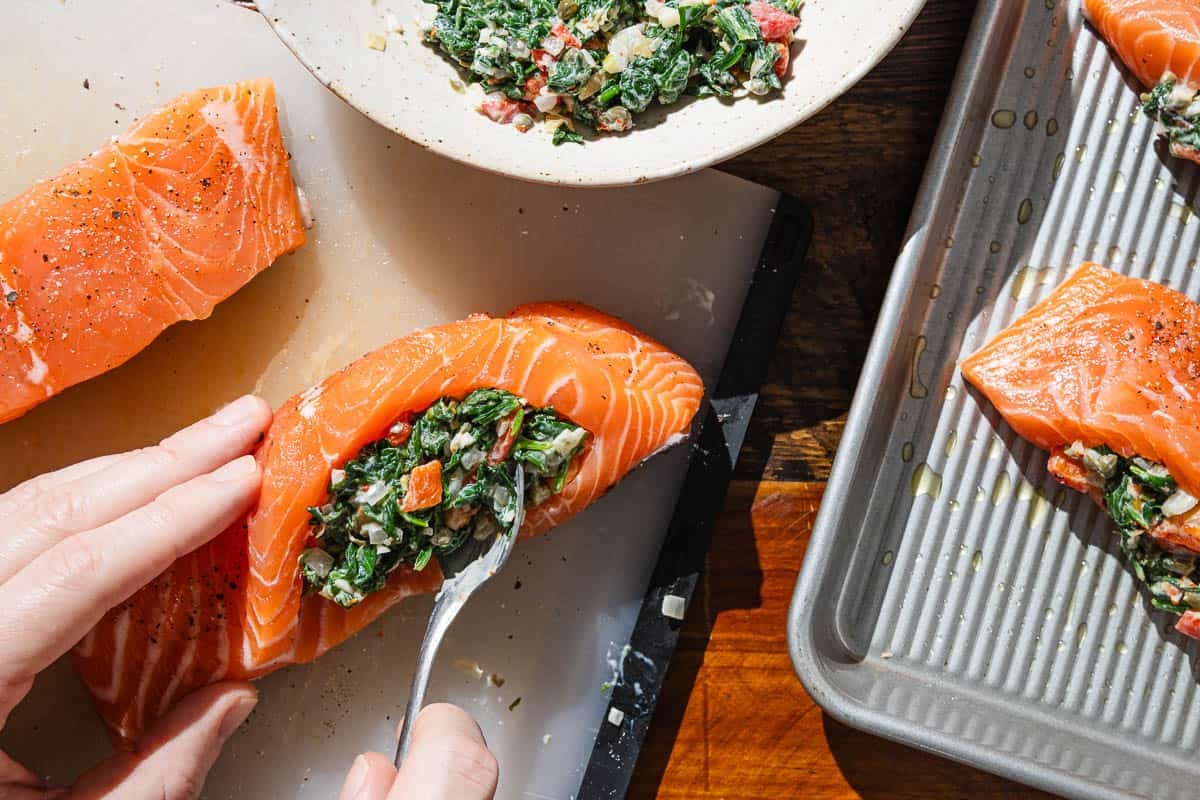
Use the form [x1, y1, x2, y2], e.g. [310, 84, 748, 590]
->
[909, 336, 929, 399]
[1027, 488, 1050, 528]
[911, 463, 943, 500]
[991, 109, 1017, 129]
[1017, 198, 1034, 225]
[991, 472, 1012, 505]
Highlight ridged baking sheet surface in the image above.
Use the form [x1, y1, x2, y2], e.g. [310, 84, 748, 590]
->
[794, 3, 1200, 799]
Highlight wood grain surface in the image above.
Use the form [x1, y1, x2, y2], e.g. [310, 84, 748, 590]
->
[632, 1, 1059, 796]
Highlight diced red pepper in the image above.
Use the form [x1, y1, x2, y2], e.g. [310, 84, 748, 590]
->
[551, 23, 582, 49]
[1046, 448, 1095, 495]
[747, 1, 800, 42]
[1177, 610, 1200, 640]
[770, 41, 789, 79]
[1148, 520, 1200, 555]
[488, 410, 522, 465]
[386, 414, 413, 446]
[480, 93, 523, 123]
[524, 72, 548, 101]
[402, 460, 444, 512]
[532, 49, 556, 71]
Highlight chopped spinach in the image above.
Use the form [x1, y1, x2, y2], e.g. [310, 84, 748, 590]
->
[422, 0, 804, 141]
[1141, 72, 1200, 160]
[1095, 454, 1200, 615]
[301, 388, 589, 607]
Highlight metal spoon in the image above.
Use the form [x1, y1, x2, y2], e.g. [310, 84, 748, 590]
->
[393, 462, 524, 767]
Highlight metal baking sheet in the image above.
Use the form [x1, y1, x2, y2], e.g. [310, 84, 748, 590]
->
[789, 3, 1200, 800]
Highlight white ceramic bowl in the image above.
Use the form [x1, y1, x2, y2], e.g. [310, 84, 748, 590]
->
[255, 0, 926, 186]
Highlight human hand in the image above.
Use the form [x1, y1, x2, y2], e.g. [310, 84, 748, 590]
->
[0, 395, 272, 799]
[337, 703, 499, 800]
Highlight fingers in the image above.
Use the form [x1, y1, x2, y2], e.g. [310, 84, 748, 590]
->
[0, 751, 44, 791]
[336, 753, 397, 800]
[0, 395, 271, 583]
[0, 455, 260, 686]
[388, 704, 498, 800]
[68, 682, 257, 800]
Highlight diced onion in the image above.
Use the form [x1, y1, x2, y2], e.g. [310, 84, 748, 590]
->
[534, 91, 560, 112]
[657, 7, 680, 27]
[461, 449, 485, 471]
[509, 38, 531, 59]
[353, 481, 390, 506]
[541, 35, 566, 56]
[362, 522, 389, 544]
[1082, 448, 1118, 479]
[330, 468, 346, 486]
[298, 548, 334, 579]
[607, 24, 652, 72]
[450, 425, 477, 453]
[1164, 489, 1199, 517]
[661, 594, 687, 620]
[607, 707, 625, 726]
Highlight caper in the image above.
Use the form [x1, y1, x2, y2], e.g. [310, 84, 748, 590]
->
[557, 0, 579, 20]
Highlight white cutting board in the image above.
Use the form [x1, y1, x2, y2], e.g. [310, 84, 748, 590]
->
[0, 2, 779, 798]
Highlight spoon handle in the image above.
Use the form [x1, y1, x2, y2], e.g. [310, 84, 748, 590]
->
[394, 586, 468, 767]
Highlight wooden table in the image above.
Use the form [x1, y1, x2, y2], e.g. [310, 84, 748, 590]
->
[632, 1, 1059, 796]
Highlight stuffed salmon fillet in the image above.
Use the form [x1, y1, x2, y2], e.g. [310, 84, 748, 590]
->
[72, 303, 703, 742]
[1083, 0, 1200, 163]
[0, 79, 306, 424]
[963, 262, 1200, 639]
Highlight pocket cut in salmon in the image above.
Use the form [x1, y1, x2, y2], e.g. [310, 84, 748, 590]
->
[1083, 0, 1200, 163]
[963, 262, 1200, 640]
[72, 303, 703, 742]
[0, 78, 306, 424]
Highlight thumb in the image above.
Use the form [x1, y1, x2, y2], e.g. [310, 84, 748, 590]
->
[68, 682, 257, 800]
[388, 703, 498, 800]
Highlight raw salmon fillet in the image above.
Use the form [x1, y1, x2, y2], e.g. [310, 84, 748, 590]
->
[72, 303, 703, 742]
[1083, 0, 1200, 88]
[0, 78, 305, 424]
[963, 262, 1200, 499]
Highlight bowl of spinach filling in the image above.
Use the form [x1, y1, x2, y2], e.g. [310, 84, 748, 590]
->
[255, 0, 926, 184]
[299, 388, 588, 607]
[424, 0, 805, 143]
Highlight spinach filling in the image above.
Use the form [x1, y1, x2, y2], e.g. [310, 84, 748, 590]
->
[1141, 72, 1200, 158]
[1085, 446, 1200, 615]
[422, 0, 802, 142]
[299, 388, 589, 607]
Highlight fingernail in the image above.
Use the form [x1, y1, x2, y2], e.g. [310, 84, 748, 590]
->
[341, 756, 370, 800]
[218, 694, 257, 740]
[210, 455, 258, 483]
[211, 395, 260, 427]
